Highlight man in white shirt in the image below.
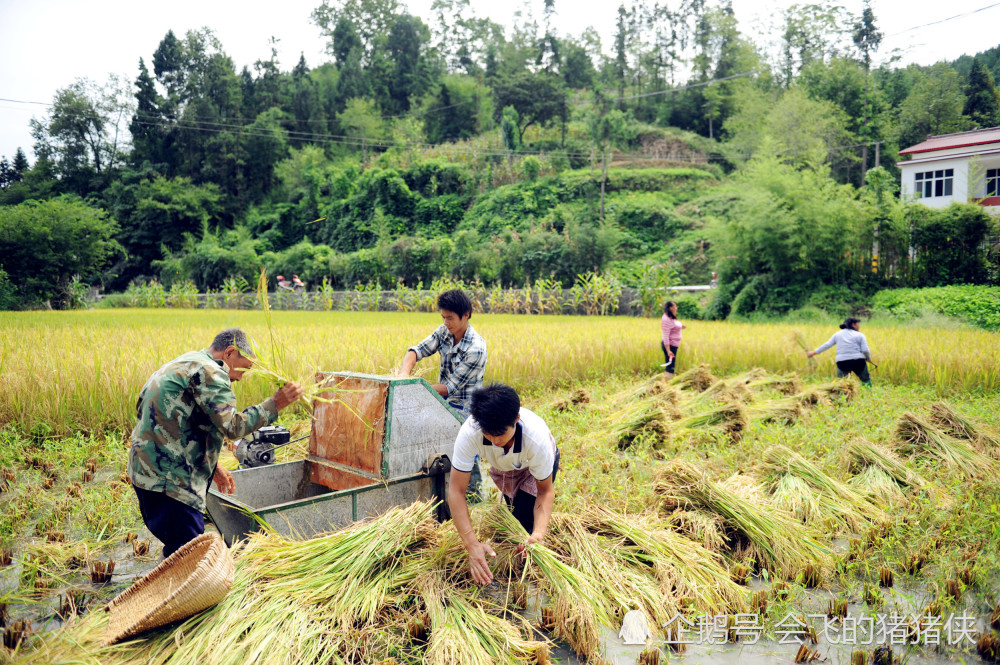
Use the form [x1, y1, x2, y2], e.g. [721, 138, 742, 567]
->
[447, 384, 560, 585]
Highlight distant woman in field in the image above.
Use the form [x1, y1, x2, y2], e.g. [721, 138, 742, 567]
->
[806, 317, 873, 386]
[661, 300, 685, 380]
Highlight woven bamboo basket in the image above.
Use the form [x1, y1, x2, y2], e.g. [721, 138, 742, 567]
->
[104, 533, 234, 645]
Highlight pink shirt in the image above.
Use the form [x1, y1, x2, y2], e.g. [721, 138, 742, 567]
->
[661, 314, 683, 347]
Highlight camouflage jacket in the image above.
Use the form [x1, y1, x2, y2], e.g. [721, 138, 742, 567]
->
[128, 349, 277, 511]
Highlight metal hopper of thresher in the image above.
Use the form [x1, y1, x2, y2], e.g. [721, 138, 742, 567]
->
[205, 372, 462, 545]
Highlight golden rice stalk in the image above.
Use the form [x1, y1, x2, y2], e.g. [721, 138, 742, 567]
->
[695, 378, 754, 404]
[895, 412, 995, 477]
[673, 401, 749, 442]
[479, 504, 607, 660]
[580, 506, 747, 615]
[606, 400, 673, 450]
[549, 515, 677, 631]
[420, 573, 546, 665]
[671, 364, 717, 392]
[812, 377, 859, 402]
[747, 397, 803, 425]
[761, 445, 883, 531]
[928, 402, 1000, 457]
[665, 509, 727, 551]
[848, 466, 905, 504]
[771, 474, 822, 524]
[653, 459, 830, 577]
[747, 373, 804, 396]
[846, 438, 927, 488]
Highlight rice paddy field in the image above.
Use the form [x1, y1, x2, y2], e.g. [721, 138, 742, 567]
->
[2, 309, 1000, 665]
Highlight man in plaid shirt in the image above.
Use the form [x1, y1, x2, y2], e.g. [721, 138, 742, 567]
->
[400, 289, 487, 413]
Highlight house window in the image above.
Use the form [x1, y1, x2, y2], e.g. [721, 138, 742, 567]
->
[914, 169, 953, 198]
[987, 169, 1000, 197]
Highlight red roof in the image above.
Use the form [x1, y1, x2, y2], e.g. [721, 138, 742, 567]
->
[899, 127, 1000, 156]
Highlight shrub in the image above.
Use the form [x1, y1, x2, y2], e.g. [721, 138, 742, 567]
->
[871, 285, 1000, 330]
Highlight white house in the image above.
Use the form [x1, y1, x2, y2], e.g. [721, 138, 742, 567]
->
[897, 126, 1000, 214]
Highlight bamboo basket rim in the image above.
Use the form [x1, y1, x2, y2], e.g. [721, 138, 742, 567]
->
[103, 532, 233, 646]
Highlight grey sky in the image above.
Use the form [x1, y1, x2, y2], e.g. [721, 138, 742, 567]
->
[1, 0, 998, 161]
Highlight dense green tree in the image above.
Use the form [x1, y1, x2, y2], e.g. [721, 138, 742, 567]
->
[312, 0, 402, 66]
[562, 41, 595, 89]
[0, 197, 122, 307]
[778, 3, 849, 85]
[387, 14, 431, 114]
[104, 173, 222, 285]
[852, 0, 882, 181]
[130, 58, 169, 167]
[963, 56, 1000, 127]
[896, 63, 971, 150]
[12, 149, 28, 176]
[491, 71, 567, 143]
[424, 77, 481, 144]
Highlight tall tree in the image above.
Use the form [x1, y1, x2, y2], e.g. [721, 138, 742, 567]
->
[852, 0, 882, 183]
[491, 71, 568, 143]
[312, 0, 402, 67]
[963, 56, 1000, 127]
[130, 58, 168, 167]
[896, 63, 971, 150]
[387, 14, 430, 114]
[613, 5, 629, 105]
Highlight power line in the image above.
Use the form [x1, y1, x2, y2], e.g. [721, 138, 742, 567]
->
[887, 1, 1000, 37]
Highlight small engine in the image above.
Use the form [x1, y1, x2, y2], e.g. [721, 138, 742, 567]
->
[233, 426, 292, 469]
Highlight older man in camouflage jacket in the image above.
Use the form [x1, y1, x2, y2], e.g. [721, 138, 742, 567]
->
[128, 328, 303, 557]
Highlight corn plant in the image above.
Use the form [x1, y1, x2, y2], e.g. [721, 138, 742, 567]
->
[167, 280, 199, 309]
[315, 277, 335, 311]
[221, 276, 249, 309]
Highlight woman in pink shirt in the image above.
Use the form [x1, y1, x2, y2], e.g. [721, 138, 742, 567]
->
[661, 300, 685, 379]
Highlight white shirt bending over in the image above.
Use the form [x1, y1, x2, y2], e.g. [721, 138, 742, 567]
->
[452, 408, 556, 499]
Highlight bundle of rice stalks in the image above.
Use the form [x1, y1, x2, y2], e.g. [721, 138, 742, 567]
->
[770, 474, 822, 524]
[480, 505, 608, 660]
[607, 400, 673, 450]
[548, 516, 676, 631]
[653, 460, 829, 577]
[747, 397, 804, 425]
[580, 507, 747, 616]
[928, 402, 1000, 457]
[420, 573, 546, 665]
[813, 378, 859, 402]
[848, 466, 904, 503]
[746, 372, 803, 396]
[571, 388, 591, 405]
[895, 412, 994, 477]
[671, 364, 716, 392]
[762, 445, 883, 531]
[251, 501, 436, 627]
[665, 510, 726, 551]
[696, 379, 754, 404]
[846, 439, 927, 489]
[673, 402, 748, 443]
[792, 389, 825, 407]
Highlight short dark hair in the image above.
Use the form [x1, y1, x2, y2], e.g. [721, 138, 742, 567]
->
[663, 300, 677, 318]
[437, 289, 473, 319]
[470, 384, 521, 436]
[210, 328, 255, 358]
[840, 317, 861, 330]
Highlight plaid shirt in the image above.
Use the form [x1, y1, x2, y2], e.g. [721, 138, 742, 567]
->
[409, 324, 487, 411]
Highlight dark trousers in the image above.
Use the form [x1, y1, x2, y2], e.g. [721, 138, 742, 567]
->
[133, 485, 205, 558]
[503, 449, 560, 534]
[661, 342, 679, 374]
[836, 358, 871, 385]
